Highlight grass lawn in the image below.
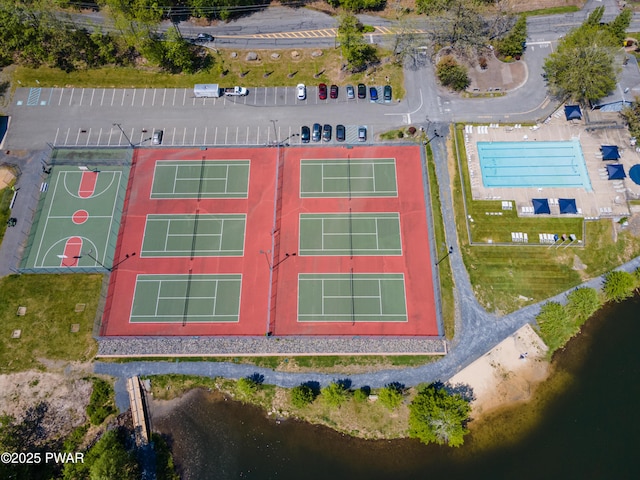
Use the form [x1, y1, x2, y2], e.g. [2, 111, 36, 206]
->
[451, 125, 640, 314]
[0, 274, 102, 373]
[13, 47, 405, 99]
[0, 183, 15, 245]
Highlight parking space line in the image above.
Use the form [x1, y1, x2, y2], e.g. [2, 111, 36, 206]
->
[75, 128, 82, 145]
[107, 129, 112, 146]
[152, 88, 156, 106]
[182, 127, 187, 145]
[90, 89, 95, 106]
[203, 127, 207, 145]
[54, 128, 60, 145]
[85, 128, 91, 146]
[182, 89, 186, 106]
[121, 89, 126, 106]
[64, 128, 70, 145]
[246, 126, 249, 144]
[171, 127, 176, 145]
[214, 127, 218, 144]
[192, 128, 197, 145]
[69, 88, 74, 106]
[79, 88, 85, 106]
[117, 129, 123, 145]
[225, 127, 228, 144]
[129, 128, 135, 146]
[256, 126, 260, 144]
[252, 91, 257, 105]
[100, 89, 106, 106]
[264, 87, 267, 105]
[274, 87, 277, 105]
[288, 126, 291, 143]
[111, 89, 116, 106]
[172, 89, 177, 106]
[235, 127, 239, 144]
[97, 128, 102, 145]
[162, 89, 166, 106]
[131, 90, 136, 107]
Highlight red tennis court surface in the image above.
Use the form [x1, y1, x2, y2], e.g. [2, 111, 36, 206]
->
[101, 145, 438, 337]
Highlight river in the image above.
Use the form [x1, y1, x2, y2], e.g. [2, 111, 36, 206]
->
[151, 294, 639, 479]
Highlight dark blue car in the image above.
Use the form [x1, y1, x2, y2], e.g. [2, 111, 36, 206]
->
[369, 87, 378, 102]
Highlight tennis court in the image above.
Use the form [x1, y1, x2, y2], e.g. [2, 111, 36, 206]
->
[300, 158, 398, 197]
[21, 167, 126, 270]
[298, 273, 407, 322]
[141, 214, 246, 257]
[150, 160, 250, 198]
[299, 213, 402, 256]
[130, 274, 242, 323]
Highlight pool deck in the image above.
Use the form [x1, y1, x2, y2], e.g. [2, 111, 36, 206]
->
[464, 114, 640, 219]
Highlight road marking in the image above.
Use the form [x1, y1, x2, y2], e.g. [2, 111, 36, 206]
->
[182, 89, 187, 106]
[171, 127, 176, 145]
[79, 88, 85, 106]
[181, 127, 186, 145]
[193, 127, 197, 145]
[100, 89, 106, 106]
[121, 89, 126, 106]
[86, 128, 91, 146]
[162, 88, 166, 106]
[141, 89, 146, 106]
[246, 126, 249, 144]
[107, 128, 113, 146]
[256, 126, 260, 144]
[225, 127, 228, 144]
[152, 88, 156, 106]
[97, 128, 102, 145]
[75, 128, 82, 145]
[203, 127, 207, 145]
[90, 89, 95, 106]
[57, 89, 63, 106]
[64, 128, 70, 145]
[54, 128, 59, 145]
[130, 128, 134, 146]
[111, 89, 116, 106]
[131, 89, 136, 107]
[69, 88, 75, 106]
[172, 89, 177, 106]
[235, 126, 239, 144]
[214, 127, 218, 144]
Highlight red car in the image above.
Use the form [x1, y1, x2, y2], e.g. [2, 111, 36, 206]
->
[318, 83, 327, 100]
[330, 84, 338, 99]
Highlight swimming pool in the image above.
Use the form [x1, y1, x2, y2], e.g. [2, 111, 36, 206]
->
[477, 140, 592, 191]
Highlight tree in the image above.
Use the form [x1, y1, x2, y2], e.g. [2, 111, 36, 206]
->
[436, 56, 470, 91]
[87, 379, 116, 426]
[565, 287, 601, 326]
[388, 15, 427, 69]
[607, 8, 632, 45]
[290, 384, 316, 408]
[408, 383, 471, 447]
[321, 381, 350, 407]
[377, 383, 404, 410]
[535, 301, 573, 352]
[429, 0, 488, 56]
[621, 98, 640, 139]
[543, 8, 628, 104]
[336, 12, 377, 72]
[497, 15, 527, 58]
[603, 270, 636, 303]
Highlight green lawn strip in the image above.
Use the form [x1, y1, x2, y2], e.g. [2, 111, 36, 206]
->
[521, 6, 581, 17]
[576, 220, 640, 277]
[0, 183, 15, 245]
[0, 274, 102, 373]
[426, 143, 455, 339]
[13, 47, 405, 98]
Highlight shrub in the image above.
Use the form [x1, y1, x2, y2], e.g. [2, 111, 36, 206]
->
[353, 387, 369, 402]
[321, 381, 350, 407]
[479, 56, 488, 69]
[565, 287, 601, 326]
[497, 15, 527, 58]
[536, 301, 574, 353]
[237, 377, 259, 397]
[603, 270, 636, 303]
[407, 126, 417, 135]
[436, 56, 470, 91]
[378, 383, 404, 410]
[290, 384, 316, 408]
[86, 378, 116, 426]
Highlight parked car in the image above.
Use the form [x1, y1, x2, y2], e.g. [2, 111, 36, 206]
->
[384, 85, 392, 102]
[357, 83, 366, 99]
[152, 130, 163, 145]
[336, 124, 345, 142]
[319, 83, 327, 100]
[330, 84, 338, 99]
[297, 83, 306, 100]
[301, 125, 310, 143]
[312, 123, 322, 142]
[369, 87, 378, 102]
[346, 85, 355, 99]
[358, 126, 367, 142]
[196, 33, 214, 42]
[322, 124, 332, 142]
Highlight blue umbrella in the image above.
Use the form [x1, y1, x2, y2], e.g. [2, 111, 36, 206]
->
[532, 198, 550, 214]
[558, 198, 577, 214]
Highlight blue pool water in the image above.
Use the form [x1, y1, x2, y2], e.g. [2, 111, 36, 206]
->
[477, 140, 592, 191]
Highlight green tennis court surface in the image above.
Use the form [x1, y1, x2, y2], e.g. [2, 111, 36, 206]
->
[299, 213, 401, 256]
[141, 214, 246, 257]
[22, 168, 125, 269]
[300, 158, 397, 197]
[298, 273, 407, 322]
[130, 274, 241, 323]
[151, 160, 250, 198]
